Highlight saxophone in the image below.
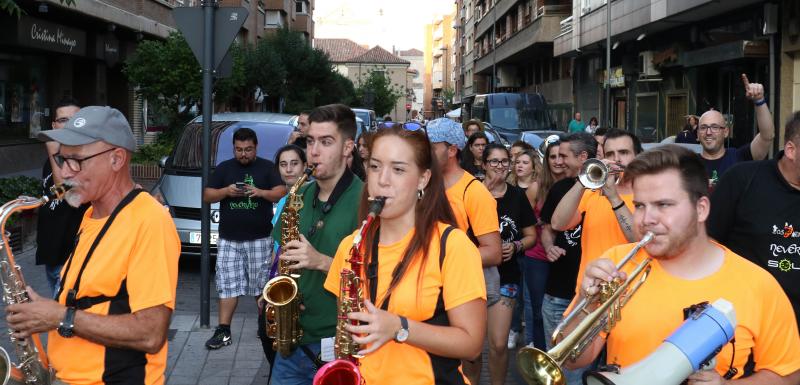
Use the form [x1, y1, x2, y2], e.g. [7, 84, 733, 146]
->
[313, 196, 386, 385]
[263, 166, 315, 357]
[0, 185, 68, 385]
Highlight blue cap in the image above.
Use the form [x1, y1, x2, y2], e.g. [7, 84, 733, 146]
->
[425, 118, 465, 150]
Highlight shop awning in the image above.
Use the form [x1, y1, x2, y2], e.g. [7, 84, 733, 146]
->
[682, 40, 768, 68]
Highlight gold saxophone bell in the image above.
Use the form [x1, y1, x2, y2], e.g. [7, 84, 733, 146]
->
[517, 232, 654, 385]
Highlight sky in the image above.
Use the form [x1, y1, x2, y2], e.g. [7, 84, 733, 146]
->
[314, 0, 456, 51]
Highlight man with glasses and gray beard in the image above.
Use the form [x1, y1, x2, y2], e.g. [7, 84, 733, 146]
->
[699, 74, 775, 183]
[36, 98, 88, 297]
[8, 106, 180, 385]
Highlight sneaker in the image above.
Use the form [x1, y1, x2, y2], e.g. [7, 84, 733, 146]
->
[507, 329, 519, 349]
[205, 326, 232, 350]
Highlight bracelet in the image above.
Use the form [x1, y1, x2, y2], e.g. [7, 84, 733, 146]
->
[754, 98, 767, 106]
[612, 201, 626, 211]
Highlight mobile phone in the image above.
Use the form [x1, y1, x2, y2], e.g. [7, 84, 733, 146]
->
[235, 182, 246, 190]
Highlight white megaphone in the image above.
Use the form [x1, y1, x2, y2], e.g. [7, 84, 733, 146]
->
[584, 298, 737, 385]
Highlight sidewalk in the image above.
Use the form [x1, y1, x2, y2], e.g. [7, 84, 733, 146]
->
[0, 241, 526, 385]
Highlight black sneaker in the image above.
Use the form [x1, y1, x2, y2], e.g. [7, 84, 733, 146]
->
[205, 326, 232, 349]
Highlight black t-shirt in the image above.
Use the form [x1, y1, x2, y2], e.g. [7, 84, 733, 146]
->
[495, 183, 536, 285]
[208, 157, 283, 241]
[675, 129, 697, 144]
[540, 177, 583, 299]
[291, 135, 307, 150]
[708, 155, 800, 329]
[461, 160, 485, 181]
[703, 145, 753, 180]
[36, 159, 89, 266]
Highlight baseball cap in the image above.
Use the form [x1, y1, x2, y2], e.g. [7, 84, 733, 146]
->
[38, 106, 137, 152]
[425, 118, 465, 150]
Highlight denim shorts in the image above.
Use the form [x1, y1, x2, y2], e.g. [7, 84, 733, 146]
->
[500, 283, 519, 299]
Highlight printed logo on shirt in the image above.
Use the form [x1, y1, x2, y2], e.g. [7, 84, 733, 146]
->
[768, 258, 798, 272]
[772, 223, 799, 238]
[564, 224, 582, 247]
[499, 215, 519, 243]
[229, 174, 259, 210]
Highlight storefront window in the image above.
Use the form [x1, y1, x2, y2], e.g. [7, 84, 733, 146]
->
[0, 55, 48, 143]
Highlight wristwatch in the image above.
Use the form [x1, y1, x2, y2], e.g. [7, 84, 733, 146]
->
[394, 316, 409, 343]
[58, 307, 76, 338]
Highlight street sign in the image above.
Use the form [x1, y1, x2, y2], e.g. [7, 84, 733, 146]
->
[173, 6, 248, 71]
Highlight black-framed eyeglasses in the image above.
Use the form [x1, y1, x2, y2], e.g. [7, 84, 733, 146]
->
[54, 148, 117, 172]
[699, 124, 724, 133]
[377, 121, 424, 131]
[486, 158, 511, 167]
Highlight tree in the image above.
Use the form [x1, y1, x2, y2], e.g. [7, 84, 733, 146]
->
[2, 0, 75, 17]
[123, 32, 202, 141]
[354, 69, 402, 117]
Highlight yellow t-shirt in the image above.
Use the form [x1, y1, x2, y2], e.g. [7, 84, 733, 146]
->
[48, 193, 181, 385]
[575, 191, 634, 288]
[597, 242, 800, 378]
[445, 171, 499, 236]
[324, 222, 486, 385]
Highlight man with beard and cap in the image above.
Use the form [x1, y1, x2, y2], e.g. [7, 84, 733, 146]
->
[203, 127, 286, 349]
[8, 106, 181, 385]
[568, 145, 800, 385]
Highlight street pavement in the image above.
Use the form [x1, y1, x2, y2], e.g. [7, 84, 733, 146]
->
[0, 234, 528, 385]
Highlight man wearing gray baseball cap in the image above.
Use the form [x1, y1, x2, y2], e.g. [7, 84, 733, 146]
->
[426, 117, 502, 384]
[8, 106, 180, 384]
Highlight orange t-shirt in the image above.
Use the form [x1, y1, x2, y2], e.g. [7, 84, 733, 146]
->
[48, 194, 181, 385]
[324, 222, 486, 385]
[445, 171, 499, 236]
[597, 242, 800, 378]
[575, 191, 633, 287]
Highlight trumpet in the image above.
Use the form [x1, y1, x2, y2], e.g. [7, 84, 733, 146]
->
[578, 159, 624, 190]
[516, 232, 654, 385]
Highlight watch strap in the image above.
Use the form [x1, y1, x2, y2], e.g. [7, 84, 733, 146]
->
[59, 306, 76, 337]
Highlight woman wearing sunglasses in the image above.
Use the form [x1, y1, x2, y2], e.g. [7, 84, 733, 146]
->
[480, 143, 537, 385]
[324, 126, 487, 385]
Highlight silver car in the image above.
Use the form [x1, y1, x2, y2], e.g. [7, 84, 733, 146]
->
[152, 112, 296, 256]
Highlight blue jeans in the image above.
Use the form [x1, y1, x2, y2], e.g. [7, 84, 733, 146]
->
[542, 294, 587, 385]
[45, 264, 63, 299]
[271, 342, 321, 385]
[522, 258, 549, 349]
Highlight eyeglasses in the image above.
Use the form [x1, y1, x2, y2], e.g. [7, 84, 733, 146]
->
[699, 124, 724, 133]
[486, 158, 511, 167]
[54, 148, 117, 172]
[377, 121, 424, 131]
[54, 117, 70, 124]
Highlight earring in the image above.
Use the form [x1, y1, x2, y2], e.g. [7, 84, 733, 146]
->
[417, 189, 424, 200]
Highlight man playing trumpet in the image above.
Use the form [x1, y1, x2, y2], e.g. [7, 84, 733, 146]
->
[551, 129, 643, 294]
[570, 145, 800, 384]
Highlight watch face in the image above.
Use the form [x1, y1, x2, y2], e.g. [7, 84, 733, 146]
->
[396, 328, 409, 343]
[58, 325, 73, 338]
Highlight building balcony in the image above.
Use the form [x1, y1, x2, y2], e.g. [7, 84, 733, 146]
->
[292, 13, 312, 34]
[264, 0, 291, 13]
[473, 9, 563, 74]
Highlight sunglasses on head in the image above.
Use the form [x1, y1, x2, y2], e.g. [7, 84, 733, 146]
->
[378, 121, 424, 131]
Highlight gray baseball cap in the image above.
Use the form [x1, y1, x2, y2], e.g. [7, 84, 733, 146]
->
[38, 106, 137, 151]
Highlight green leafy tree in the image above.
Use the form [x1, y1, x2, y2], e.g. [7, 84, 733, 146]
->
[354, 68, 402, 117]
[1, 0, 75, 17]
[123, 32, 201, 142]
[442, 87, 456, 110]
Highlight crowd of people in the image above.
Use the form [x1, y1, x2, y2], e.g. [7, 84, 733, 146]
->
[12, 72, 799, 385]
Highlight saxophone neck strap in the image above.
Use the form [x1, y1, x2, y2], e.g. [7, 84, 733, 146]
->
[57, 188, 144, 306]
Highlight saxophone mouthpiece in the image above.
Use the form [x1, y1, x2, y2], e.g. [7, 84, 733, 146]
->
[367, 196, 387, 218]
[305, 165, 316, 176]
[49, 184, 72, 200]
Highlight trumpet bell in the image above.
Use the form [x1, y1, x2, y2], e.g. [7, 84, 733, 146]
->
[578, 159, 609, 190]
[517, 346, 565, 385]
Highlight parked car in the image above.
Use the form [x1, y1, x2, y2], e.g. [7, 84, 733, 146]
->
[471, 93, 556, 145]
[152, 112, 296, 256]
[519, 130, 565, 150]
[352, 108, 377, 131]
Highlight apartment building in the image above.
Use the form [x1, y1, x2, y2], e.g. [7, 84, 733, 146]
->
[424, 12, 456, 119]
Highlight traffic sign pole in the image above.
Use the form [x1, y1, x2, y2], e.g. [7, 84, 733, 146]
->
[200, 0, 215, 329]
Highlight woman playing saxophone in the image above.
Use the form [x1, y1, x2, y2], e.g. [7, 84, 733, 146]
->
[323, 125, 487, 385]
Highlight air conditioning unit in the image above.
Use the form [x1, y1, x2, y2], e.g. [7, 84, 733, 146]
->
[496, 65, 520, 88]
[638, 51, 660, 78]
